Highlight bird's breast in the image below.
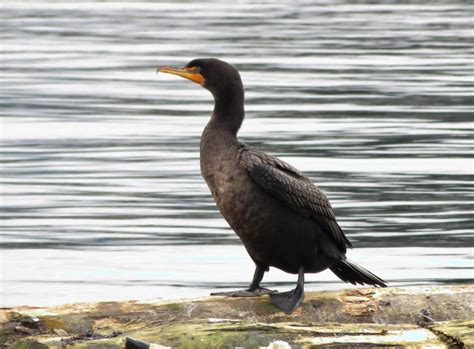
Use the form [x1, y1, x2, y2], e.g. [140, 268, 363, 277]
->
[199, 137, 258, 229]
[200, 146, 246, 207]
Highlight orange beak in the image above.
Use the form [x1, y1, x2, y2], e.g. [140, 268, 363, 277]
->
[157, 66, 205, 85]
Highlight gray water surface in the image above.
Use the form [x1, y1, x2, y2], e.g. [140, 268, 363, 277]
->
[1, 1, 473, 306]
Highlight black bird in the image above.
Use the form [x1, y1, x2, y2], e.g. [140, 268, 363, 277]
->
[158, 58, 386, 313]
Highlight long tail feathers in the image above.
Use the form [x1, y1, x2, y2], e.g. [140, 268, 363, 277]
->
[330, 259, 387, 287]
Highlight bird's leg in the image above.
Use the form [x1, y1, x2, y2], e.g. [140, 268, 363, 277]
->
[269, 266, 305, 314]
[247, 264, 276, 295]
[211, 264, 276, 297]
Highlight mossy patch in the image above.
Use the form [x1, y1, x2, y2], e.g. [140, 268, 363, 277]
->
[431, 319, 474, 347]
[10, 339, 49, 349]
[254, 299, 279, 314]
[165, 302, 182, 311]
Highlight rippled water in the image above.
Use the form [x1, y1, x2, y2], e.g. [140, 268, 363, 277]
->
[1, 1, 473, 306]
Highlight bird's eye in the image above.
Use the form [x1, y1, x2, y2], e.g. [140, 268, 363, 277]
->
[193, 66, 201, 73]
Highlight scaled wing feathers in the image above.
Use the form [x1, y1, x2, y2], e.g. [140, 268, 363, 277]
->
[239, 145, 352, 249]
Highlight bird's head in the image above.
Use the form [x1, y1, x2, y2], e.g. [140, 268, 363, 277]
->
[158, 58, 243, 98]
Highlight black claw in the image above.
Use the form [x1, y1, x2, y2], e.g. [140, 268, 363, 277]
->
[270, 288, 304, 314]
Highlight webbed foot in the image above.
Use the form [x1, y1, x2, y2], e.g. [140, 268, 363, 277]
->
[211, 287, 276, 297]
[270, 287, 304, 314]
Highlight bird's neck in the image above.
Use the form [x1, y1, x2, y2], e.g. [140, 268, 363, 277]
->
[209, 87, 245, 138]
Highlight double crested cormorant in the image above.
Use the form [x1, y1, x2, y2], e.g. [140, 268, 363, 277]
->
[158, 58, 386, 313]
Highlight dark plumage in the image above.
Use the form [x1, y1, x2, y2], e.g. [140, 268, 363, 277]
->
[158, 58, 386, 313]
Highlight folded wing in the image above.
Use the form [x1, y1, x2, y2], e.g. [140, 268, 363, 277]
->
[239, 145, 352, 251]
